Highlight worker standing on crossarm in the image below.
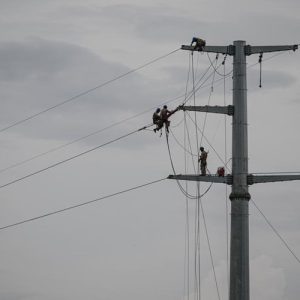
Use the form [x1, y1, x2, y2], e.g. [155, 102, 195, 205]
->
[198, 146, 208, 175]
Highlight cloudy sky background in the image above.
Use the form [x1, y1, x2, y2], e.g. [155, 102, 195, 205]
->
[0, 0, 300, 299]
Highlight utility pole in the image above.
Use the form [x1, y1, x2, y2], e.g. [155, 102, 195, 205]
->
[168, 40, 298, 300]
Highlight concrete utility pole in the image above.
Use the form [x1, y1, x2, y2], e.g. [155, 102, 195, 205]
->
[168, 40, 298, 300]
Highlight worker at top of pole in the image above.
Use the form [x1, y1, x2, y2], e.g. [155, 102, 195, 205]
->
[190, 37, 206, 51]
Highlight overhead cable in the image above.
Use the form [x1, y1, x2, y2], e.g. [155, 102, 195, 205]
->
[2, 51, 284, 176]
[0, 48, 283, 137]
[166, 131, 213, 200]
[193, 52, 221, 300]
[0, 177, 166, 231]
[200, 53, 218, 146]
[0, 61, 216, 175]
[223, 59, 230, 291]
[198, 54, 221, 300]
[251, 199, 300, 264]
[207, 53, 233, 77]
[0, 124, 151, 190]
[0, 48, 180, 133]
[0, 108, 163, 174]
[185, 112, 230, 172]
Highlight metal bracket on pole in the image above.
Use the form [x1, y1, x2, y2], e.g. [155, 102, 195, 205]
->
[179, 105, 234, 116]
[248, 174, 300, 185]
[245, 44, 298, 56]
[168, 174, 233, 185]
[181, 45, 235, 55]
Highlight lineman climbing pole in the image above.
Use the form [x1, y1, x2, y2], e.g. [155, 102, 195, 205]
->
[168, 40, 298, 300]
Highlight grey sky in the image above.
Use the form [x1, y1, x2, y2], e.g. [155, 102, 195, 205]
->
[0, 0, 299, 299]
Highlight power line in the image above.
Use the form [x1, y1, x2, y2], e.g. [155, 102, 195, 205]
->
[0, 125, 150, 190]
[0, 60, 216, 175]
[185, 112, 229, 171]
[0, 108, 160, 174]
[251, 199, 300, 264]
[0, 48, 180, 133]
[0, 51, 284, 176]
[207, 53, 233, 77]
[0, 177, 166, 231]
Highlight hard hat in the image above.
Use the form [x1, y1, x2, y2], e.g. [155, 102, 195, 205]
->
[200, 146, 204, 151]
[156, 108, 160, 113]
[163, 105, 168, 109]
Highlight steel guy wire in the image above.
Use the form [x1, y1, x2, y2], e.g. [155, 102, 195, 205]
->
[185, 112, 230, 172]
[223, 60, 230, 295]
[0, 62, 215, 175]
[193, 53, 221, 300]
[166, 132, 213, 200]
[170, 129, 197, 157]
[199, 54, 221, 300]
[183, 112, 190, 300]
[0, 124, 151, 190]
[0, 177, 166, 231]
[199, 54, 218, 147]
[251, 199, 300, 264]
[0, 48, 181, 134]
[191, 53, 202, 300]
[207, 53, 233, 77]
[1, 50, 285, 178]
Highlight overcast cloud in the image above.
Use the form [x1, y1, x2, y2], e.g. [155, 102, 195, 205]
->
[0, 1, 299, 300]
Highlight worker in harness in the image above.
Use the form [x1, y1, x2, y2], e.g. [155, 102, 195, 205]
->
[153, 105, 178, 134]
[153, 108, 162, 132]
[160, 105, 179, 133]
[190, 37, 206, 51]
[198, 146, 208, 175]
[160, 105, 171, 133]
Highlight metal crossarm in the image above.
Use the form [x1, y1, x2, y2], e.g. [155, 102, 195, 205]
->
[168, 174, 233, 185]
[179, 105, 234, 116]
[245, 44, 298, 55]
[181, 45, 235, 55]
[248, 174, 300, 185]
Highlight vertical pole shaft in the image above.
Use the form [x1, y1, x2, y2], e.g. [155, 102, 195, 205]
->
[229, 41, 250, 300]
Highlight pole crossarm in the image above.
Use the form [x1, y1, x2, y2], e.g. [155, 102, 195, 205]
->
[179, 105, 234, 116]
[168, 174, 233, 185]
[181, 45, 235, 55]
[182, 44, 298, 56]
[245, 44, 298, 55]
[248, 174, 300, 185]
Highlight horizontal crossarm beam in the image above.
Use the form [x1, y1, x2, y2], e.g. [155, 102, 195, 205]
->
[245, 44, 298, 55]
[179, 105, 234, 116]
[248, 174, 300, 185]
[181, 45, 235, 55]
[168, 174, 232, 185]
